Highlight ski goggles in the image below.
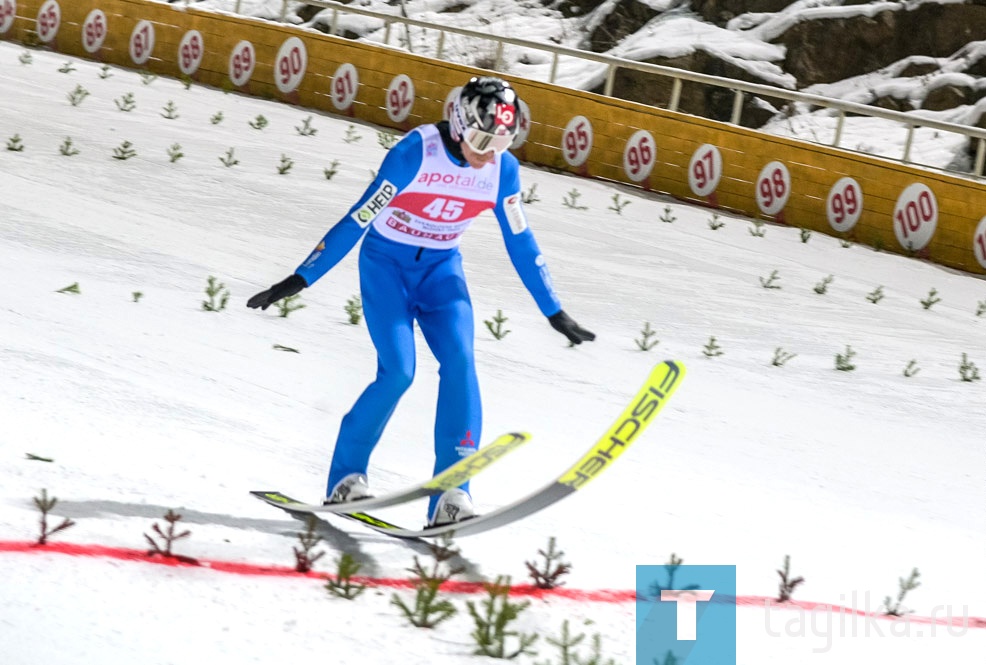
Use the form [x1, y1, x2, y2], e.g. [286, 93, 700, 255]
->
[462, 127, 514, 155]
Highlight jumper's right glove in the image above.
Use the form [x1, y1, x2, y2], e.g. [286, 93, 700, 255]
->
[548, 310, 596, 345]
[246, 274, 307, 310]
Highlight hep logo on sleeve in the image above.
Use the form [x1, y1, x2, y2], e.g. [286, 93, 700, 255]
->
[636, 565, 736, 665]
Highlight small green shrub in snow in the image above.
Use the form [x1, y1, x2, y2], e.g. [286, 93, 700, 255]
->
[115, 92, 136, 112]
[219, 147, 239, 167]
[880, 568, 920, 617]
[608, 193, 630, 215]
[539, 620, 621, 665]
[112, 140, 136, 160]
[920, 288, 941, 310]
[522, 183, 539, 204]
[813, 275, 833, 294]
[160, 100, 179, 119]
[325, 553, 367, 599]
[772, 348, 796, 367]
[835, 345, 856, 371]
[276, 293, 304, 317]
[484, 309, 510, 340]
[202, 276, 230, 311]
[59, 137, 80, 156]
[33, 489, 76, 545]
[144, 509, 197, 563]
[635, 322, 659, 351]
[377, 130, 399, 150]
[344, 295, 362, 324]
[525, 536, 571, 589]
[293, 516, 325, 573]
[392, 535, 462, 628]
[759, 269, 781, 289]
[703, 336, 723, 358]
[562, 188, 588, 211]
[343, 125, 362, 143]
[959, 353, 980, 382]
[467, 576, 538, 659]
[296, 115, 318, 136]
[67, 84, 89, 106]
[648, 553, 698, 596]
[776, 554, 805, 602]
[276, 155, 294, 175]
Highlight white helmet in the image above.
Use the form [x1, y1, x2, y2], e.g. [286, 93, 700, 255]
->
[450, 76, 520, 154]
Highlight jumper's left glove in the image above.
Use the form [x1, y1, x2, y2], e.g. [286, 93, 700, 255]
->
[247, 273, 307, 310]
[548, 310, 596, 345]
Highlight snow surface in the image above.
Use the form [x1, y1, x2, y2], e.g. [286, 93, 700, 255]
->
[1, 41, 984, 665]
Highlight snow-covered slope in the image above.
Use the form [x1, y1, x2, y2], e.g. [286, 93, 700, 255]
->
[1, 32, 984, 665]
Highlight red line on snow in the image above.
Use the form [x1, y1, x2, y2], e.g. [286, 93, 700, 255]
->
[2, 540, 983, 629]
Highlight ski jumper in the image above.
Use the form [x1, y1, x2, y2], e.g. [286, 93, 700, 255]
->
[294, 123, 561, 515]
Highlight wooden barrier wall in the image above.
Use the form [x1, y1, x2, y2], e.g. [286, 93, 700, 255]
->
[3, 0, 986, 275]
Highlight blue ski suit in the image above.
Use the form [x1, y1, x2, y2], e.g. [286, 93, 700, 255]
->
[294, 122, 561, 516]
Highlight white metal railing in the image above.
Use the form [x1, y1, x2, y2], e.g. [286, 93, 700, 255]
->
[220, 0, 986, 179]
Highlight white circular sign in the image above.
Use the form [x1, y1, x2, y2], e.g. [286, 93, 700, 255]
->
[973, 216, 986, 270]
[561, 115, 593, 167]
[0, 0, 15, 36]
[688, 144, 723, 198]
[128, 20, 155, 66]
[331, 63, 359, 111]
[510, 98, 531, 151]
[623, 129, 656, 183]
[893, 183, 938, 251]
[826, 176, 864, 233]
[386, 74, 414, 123]
[228, 40, 255, 87]
[81, 9, 107, 53]
[755, 161, 791, 216]
[275, 36, 307, 94]
[36, 0, 60, 43]
[177, 30, 204, 76]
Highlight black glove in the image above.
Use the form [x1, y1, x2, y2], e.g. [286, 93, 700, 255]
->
[246, 274, 307, 310]
[548, 310, 596, 345]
